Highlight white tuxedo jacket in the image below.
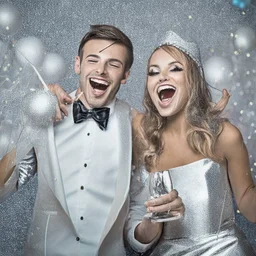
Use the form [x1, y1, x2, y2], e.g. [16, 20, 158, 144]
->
[23, 98, 132, 256]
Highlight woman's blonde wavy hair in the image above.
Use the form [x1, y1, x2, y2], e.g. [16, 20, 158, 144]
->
[137, 45, 226, 169]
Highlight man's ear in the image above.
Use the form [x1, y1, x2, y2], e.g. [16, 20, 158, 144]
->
[120, 70, 131, 84]
[74, 56, 81, 74]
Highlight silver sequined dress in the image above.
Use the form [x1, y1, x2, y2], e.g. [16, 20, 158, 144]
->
[126, 158, 255, 255]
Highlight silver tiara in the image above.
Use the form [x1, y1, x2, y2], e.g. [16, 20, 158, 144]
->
[159, 31, 203, 75]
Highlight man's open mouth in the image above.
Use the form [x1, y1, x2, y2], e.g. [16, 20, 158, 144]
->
[157, 85, 176, 101]
[89, 78, 109, 91]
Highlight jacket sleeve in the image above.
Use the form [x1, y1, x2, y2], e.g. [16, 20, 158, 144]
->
[124, 166, 161, 253]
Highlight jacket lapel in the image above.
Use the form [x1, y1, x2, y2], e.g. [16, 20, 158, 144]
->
[36, 125, 70, 215]
[99, 100, 132, 244]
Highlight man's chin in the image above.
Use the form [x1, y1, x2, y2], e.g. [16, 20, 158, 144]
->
[88, 99, 108, 108]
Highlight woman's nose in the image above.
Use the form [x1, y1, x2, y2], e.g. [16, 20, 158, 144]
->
[159, 72, 169, 83]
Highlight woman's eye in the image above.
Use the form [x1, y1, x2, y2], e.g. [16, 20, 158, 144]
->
[171, 66, 183, 72]
[148, 70, 159, 76]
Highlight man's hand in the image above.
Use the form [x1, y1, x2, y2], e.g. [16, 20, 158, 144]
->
[48, 84, 73, 121]
[213, 89, 231, 112]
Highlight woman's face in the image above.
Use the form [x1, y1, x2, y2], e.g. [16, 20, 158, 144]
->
[147, 47, 189, 118]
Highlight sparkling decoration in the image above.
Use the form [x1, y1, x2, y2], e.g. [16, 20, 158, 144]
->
[232, 0, 251, 9]
[15, 36, 45, 68]
[233, 27, 256, 53]
[0, 39, 8, 66]
[0, 3, 22, 36]
[22, 89, 57, 127]
[203, 56, 233, 86]
[41, 53, 67, 82]
[0, 0, 255, 252]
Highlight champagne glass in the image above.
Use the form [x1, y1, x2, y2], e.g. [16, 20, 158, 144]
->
[146, 170, 181, 222]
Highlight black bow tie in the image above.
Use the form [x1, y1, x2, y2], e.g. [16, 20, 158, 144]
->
[73, 100, 110, 131]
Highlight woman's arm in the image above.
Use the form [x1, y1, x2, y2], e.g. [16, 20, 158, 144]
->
[125, 114, 184, 252]
[124, 166, 162, 253]
[0, 149, 16, 187]
[217, 122, 256, 223]
[47, 84, 73, 120]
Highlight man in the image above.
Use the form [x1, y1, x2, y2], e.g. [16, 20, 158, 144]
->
[1, 24, 133, 256]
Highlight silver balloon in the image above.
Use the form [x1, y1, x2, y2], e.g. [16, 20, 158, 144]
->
[15, 36, 45, 68]
[22, 89, 57, 127]
[204, 56, 233, 86]
[233, 27, 256, 53]
[0, 3, 22, 36]
[41, 52, 67, 82]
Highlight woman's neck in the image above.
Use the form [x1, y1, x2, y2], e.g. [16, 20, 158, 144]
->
[165, 110, 189, 136]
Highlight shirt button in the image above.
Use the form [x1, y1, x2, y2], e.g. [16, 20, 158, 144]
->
[76, 237, 80, 241]
[84, 163, 87, 167]
[80, 186, 84, 190]
[80, 216, 84, 220]
[87, 133, 90, 136]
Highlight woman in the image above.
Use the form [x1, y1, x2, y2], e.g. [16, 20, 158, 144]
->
[125, 31, 256, 255]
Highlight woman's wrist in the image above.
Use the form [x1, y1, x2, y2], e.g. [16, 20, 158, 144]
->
[135, 219, 162, 244]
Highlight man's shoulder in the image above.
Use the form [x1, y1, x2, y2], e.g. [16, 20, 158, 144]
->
[115, 98, 131, 107]
[115, 98, 132, 114]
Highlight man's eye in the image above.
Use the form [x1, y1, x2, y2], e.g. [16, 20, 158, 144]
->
[148, 70, 159, 76]
[109, 63, 120, 68]
[88, 59, 97, 63]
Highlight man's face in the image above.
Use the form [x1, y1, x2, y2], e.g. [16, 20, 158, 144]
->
[74, 39, 130, 108]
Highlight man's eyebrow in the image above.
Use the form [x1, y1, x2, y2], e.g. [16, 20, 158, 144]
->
[85, 54, 100, 59]
[85, 55, 123, 66]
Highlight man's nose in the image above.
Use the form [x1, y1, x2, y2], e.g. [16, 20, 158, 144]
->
[96, 62, 107, 75]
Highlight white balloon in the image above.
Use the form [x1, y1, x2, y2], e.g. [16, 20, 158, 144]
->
[0, 3, 22, 36]
[22, 89, 57, 127]
[41, 53, 67, 82]
[204, 56, 233, 86]
[15, 36, 45, 68]
[233, 27, 256, 53]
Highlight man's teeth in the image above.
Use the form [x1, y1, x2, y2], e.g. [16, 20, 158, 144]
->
[157, 85, 176, 94]
[90, 78, 109, 86]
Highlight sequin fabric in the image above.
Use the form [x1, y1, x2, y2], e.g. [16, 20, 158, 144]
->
[129, 159, 256, 255]
[17, 148, 37, 187]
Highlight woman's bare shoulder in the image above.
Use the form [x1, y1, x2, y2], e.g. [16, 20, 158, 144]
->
[217, 121, 245, 157]
[220, 121, 243, 143]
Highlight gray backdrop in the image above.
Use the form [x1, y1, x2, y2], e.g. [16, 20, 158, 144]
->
[1, 0, 256, 254]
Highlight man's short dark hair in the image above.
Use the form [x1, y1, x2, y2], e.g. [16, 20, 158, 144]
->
[78, 24, 134, 71]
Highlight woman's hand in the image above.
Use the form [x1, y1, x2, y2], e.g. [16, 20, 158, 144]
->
[145, 189, 184, 217]
[213, 89, 231, 112]
[135, 190, 184, 244]
[48, 84, 73, 121]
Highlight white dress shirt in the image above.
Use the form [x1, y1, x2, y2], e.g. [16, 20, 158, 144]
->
[54, 97, 119, 255]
